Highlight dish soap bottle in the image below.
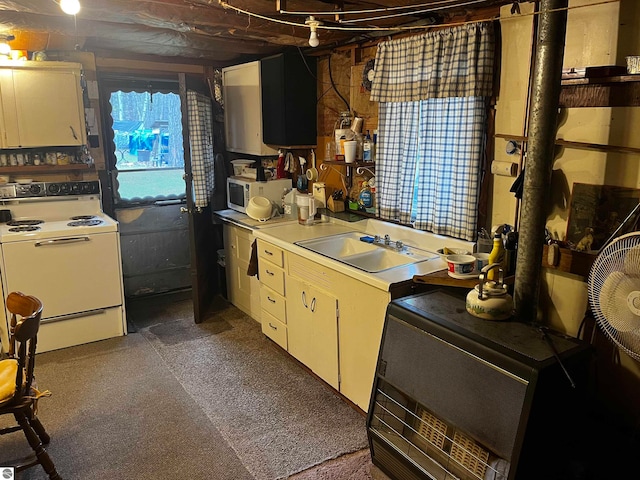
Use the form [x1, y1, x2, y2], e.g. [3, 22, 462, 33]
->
[363, 130, 374, 162]
[358, 181, 373, 209]
[487, 231, 505, 281]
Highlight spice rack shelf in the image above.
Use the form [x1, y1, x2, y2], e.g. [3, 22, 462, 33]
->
[0, 164, 94, 175]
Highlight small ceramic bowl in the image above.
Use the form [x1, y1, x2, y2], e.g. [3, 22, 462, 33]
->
[445, 254, 477, 275]
[437, 247, 471, 261]
[473, 252, 491, 271]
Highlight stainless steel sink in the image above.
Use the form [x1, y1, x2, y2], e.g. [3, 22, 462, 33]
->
[295, 232, 435, 273]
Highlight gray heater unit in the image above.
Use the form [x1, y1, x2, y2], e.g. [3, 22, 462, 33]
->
[367, 289, 592, 480]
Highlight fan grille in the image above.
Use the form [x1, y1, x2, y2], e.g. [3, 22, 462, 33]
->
[588, 232, 640, 361]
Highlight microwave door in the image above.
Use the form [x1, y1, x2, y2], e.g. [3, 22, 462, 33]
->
[228, 182, 246, 211]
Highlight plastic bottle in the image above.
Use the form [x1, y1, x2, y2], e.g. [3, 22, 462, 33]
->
[358, 182, 373, 209]
[487, 231, 506, 281]
[363, 130, 373, 162]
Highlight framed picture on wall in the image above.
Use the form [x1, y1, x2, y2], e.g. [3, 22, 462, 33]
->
[566, 183, 640, 251]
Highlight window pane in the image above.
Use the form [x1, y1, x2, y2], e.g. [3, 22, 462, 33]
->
[116, 169, 185, 201]
[109, 91, 185, 202]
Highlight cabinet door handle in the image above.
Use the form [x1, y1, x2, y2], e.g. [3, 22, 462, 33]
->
[302, 291, 308, 308]
[268, 322, 278, 330]
[264, 249, 273, 256]
[310, 297, 316, 313]
[265, 269, 274, 276]
[267, 296, 276, 304]
[70, 125, 78, 140]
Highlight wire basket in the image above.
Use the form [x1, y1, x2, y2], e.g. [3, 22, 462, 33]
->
[451, 430, 490, 479]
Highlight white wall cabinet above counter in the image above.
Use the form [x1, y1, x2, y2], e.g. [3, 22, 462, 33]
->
[0, 61, 87, 149]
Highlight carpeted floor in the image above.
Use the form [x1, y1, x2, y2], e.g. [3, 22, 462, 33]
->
[1, 292, 384, 480]
[130, 295, 369, 479]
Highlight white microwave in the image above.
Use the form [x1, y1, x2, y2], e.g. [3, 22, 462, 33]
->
[227, 177, 292, 214]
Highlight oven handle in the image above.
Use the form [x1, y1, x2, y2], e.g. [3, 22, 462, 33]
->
[35, 237, 90, 247]
[41, 309, 107, 325]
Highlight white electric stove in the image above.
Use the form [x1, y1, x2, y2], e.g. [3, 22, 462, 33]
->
[0, 181, 126, 353]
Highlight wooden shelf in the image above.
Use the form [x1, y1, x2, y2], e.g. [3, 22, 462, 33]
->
[413, 269, 515, 289]
[560, 74, 640, 107]
[322, 160, 375, 168]
[495, 133, 640, 156]
[0, 164, 94, 175]
[541, 244, 596, 277]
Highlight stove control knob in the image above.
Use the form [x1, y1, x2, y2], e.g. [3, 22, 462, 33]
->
[60, 183, 70, 194]
[29, 184, 42, 195]
[48, 183, 60, 195]
[71, 183, 81, 194]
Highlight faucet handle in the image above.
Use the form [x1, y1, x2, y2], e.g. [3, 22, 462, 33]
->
[384, 234, 391, 245]
[395, 240, 403, 250]
[374, 235, 381, 243]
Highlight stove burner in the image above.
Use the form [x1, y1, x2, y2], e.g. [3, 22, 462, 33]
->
[9, 226, 40, 232]
[68, 219, 103, 227]
[70, 215, 97, 221]
[7, 219, 44, 226]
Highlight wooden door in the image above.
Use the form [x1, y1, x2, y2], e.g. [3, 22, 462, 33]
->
[179, 73, 221, 324]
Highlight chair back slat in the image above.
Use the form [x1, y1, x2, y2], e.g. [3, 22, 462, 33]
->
[5, 292, 43, 401]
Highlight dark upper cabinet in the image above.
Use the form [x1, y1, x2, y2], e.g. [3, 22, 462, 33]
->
[260, 51, 317, 147]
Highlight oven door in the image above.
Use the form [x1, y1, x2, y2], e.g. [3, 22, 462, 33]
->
[1, 232, 123, 319]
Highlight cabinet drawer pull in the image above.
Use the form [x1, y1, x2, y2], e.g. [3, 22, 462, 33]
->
[310, 297, 316, 313]
[302, 291, 308, 308]
[267, 296, 276, 303]
[268, 322, 278, 330]
[266, 269, 274, 276]
[264, 249, 273, 256]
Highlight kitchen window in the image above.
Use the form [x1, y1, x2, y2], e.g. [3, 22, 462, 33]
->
[371, 22, 496, 241]
[109, 90, 185, 203]
[99, 75, 187, 207]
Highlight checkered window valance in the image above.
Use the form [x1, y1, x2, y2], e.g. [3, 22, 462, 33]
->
[370, 22, 495, 102]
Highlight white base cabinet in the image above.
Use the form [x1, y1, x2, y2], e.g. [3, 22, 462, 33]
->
[286, 252, 390, 410]
[286, 275, 339, 390]
[224, 224, 260, 322]
[251, 236, 393, 412]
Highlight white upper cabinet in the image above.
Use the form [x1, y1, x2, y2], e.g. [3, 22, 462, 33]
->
[222, 61, 278, 156]
[0, 61, 87, 149]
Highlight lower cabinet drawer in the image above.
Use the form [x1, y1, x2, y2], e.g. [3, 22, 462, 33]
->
[260, 284, 286, 323]
[261, 311, 287, 350]
[259, 261, 285, 295]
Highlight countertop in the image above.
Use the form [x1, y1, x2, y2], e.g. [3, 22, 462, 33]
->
[215, 209, 479, 292]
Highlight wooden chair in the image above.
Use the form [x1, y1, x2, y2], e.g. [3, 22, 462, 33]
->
[0, 292, 61, 479]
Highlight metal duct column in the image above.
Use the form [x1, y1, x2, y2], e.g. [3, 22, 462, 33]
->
[514, 0, 568, 323]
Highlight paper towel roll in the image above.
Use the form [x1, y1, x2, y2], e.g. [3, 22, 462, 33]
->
[491, 161, 518, 177]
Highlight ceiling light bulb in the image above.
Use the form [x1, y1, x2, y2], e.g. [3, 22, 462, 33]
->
[308, 30, 319, 48]
[0, 42, 10, 55]
[305, 16, 321, 48]
[60, 0, 81, 15]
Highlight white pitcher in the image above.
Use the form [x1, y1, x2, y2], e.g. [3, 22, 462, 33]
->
[296, 193, 317, 226]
